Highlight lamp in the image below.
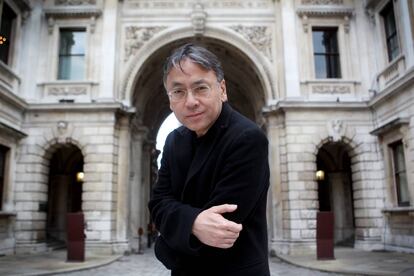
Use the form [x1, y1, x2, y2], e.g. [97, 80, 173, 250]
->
[315, 170, 325, 181]
[76, 172, 84, 182]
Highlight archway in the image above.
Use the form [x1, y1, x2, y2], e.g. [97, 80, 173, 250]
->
[316, 142, 355, 246]
[46, 144, 84, 245]
[128, 36, 268, 249]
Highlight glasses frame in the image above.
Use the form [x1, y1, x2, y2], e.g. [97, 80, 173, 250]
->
[167, 81, 220, 103]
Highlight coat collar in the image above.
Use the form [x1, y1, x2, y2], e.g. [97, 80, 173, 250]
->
[180, 102, 233, 199]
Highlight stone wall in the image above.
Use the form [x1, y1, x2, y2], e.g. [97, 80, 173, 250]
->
[14, 107, 121, 254]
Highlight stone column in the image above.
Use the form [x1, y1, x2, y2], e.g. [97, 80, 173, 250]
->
[265, 113, 284, 253]
[114, 115, 131, 253]
[99, 0, 118, 100]
[141, 141, 155, 236]
[128, 125, 148, 251]
[280, 0, 300, 98]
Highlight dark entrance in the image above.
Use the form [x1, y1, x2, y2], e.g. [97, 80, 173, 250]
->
[317, 142, 355, 246]
[46, 145, 84, 244]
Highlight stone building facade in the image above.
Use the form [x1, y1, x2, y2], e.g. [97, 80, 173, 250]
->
[0, 0, 413, 256]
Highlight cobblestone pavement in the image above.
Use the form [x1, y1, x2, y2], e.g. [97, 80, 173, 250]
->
[63, 248, 340, 276]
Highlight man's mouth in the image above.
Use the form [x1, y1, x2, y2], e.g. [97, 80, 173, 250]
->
[186, 112, 203, 118]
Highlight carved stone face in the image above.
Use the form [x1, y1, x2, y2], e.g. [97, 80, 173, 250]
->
[166, 59, 227, 137]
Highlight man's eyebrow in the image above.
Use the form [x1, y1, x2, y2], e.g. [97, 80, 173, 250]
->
[192, 79, 209, 86]
[169, 81, 184, 87]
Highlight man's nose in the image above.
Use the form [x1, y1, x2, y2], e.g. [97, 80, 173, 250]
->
[184, 91, 199, 107]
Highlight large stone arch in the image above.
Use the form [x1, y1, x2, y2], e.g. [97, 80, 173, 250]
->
[122, 25, 277, 111]
[124, 26, 276, 251]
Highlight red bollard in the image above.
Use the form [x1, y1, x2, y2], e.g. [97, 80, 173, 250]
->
[67, 212, 85, 262]
[316, 211, 335, 260]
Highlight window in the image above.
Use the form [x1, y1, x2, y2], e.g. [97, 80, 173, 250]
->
[381, 2, 400, 62]
[58, 29, 86, 80]
[0, 145, 8, 209]
[390, 141, 409, 206]
[0, 2, 17, 65]
[312, 28, 341, 79]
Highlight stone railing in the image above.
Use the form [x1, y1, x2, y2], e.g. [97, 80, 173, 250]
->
[0, 61, 21, 95]
[377, 55, 406, 91]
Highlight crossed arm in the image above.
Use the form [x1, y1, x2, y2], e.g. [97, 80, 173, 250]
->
[149, 128, 268, 254]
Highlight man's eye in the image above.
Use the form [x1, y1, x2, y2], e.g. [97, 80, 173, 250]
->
[172, 90, 185, 95]
[194, 86, 209, 92]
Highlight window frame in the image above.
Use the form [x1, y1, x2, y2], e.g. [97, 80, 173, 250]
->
[372, 119, 413, 208]
[57, 27, 87, 81]
[312, 27, 342, 79]
[0, 144, 9, 210]
[389, 140, 410, 207]
[0, 0, 20, 68]
[380, 1, 401, 62]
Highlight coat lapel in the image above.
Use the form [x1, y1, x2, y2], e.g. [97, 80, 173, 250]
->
[181, 103, 232, 199]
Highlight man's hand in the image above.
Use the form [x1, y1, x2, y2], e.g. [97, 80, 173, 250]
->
[192, 204, 242, 249]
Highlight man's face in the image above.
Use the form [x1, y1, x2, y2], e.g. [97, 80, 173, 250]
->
[166, 59, 227, 137]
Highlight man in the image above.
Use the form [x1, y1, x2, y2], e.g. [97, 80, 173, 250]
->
[148, 43, 270, 276]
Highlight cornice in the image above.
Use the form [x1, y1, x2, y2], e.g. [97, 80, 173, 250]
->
[44, 7, 102, 18]
[263, 100, 369, 116]
[296, 6, 354, 18]
[0, 122, 27, 139]
[26, 102, 127, 113]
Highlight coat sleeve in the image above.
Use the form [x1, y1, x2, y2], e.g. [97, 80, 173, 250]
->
[204, 127, 270, 224]
[148, 132, 203, 256]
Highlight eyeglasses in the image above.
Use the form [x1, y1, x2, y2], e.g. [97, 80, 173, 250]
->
[167, 83, 217, 102]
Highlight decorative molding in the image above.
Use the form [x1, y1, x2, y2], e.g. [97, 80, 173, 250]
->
[191, 3, 207, 36]
[55, 0, 96, 5]
[297, 7, 354, 33]
[230, 25, 272, 61]
[301, 0, 343, 4]
[124, 26, 166, 62]
[47, 86, 88, 96]
[328, 119, 346, 142]
[312, 85, 351, 94]
[44, 5, 102, 34]
[124, 0, 271, 9]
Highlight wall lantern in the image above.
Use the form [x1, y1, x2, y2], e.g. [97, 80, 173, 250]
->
[76, 172, 84, 183]
[315, 170, 325, 181]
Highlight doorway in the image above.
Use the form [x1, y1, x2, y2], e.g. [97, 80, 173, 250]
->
[46, 144, 84, 244]
[317, 142, 355, 246]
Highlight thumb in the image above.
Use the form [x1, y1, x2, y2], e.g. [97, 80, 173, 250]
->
[210, 204, 238, 214]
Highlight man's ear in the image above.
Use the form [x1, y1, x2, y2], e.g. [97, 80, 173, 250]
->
[220, 79, 228, 102]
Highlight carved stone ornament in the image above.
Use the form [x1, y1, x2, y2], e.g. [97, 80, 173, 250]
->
[124, 0, 271, 9]
[55, 0, 96, 5]
[312, 85, 350, 94]
[48, 86, 87, 96]
[124, 27, 166, 62]
[53, 120, 74, 143]
[57, 121, 69, 135]
[328, 119, 346, 142]
[301, 0, 343, 4]
[230, 25, 272, 61]
[191, 2, 207, 36]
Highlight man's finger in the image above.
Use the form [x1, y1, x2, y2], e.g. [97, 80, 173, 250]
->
[210, 204, 237, 214]
[224, 220, 243, 233]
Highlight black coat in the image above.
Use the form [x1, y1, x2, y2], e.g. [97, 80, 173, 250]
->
[148, 103, 270, 276]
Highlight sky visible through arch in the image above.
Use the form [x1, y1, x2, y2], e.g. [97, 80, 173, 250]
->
[156, 112, 181, 168]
